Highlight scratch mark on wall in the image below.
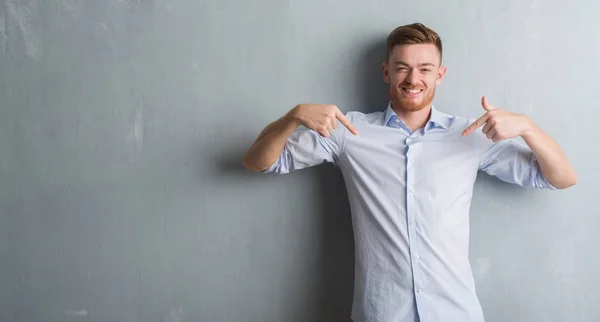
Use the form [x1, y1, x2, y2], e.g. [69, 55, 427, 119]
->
[163, 306, 187, 322]
[85, 266, 93, 280]
[473, 257, 491, 280]
[529, 0, 538, 10]
[91, 22, 116, 59]
[5, 0, 41, 60]
[0, 2, 6, 52]
[65, 309, 88, 317]
[51, 0, 83, 18]
[595, 38, 600, 72]
[75, 103, 81, 152]
[0, 154, 6, 175]
[111, 0, 154, 12]
[548, 240, 576, 278]
[66, 182, 72, 206]
[133, 109, 144, 151]
[139, 268, 144, 321]
[126, 109, 144, 153]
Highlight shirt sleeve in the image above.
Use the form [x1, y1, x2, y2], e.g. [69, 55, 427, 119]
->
[475, 125, 556, 190]
[261, 123, 344, 174]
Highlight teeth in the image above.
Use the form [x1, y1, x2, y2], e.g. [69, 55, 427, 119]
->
[404, 88, 422, 93]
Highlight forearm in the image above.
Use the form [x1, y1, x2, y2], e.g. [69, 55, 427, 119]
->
[242, 113, 299, 172]
[522, 122, 577, 189]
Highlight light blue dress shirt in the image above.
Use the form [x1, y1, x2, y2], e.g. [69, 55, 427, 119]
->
[262, 103, 556, 322]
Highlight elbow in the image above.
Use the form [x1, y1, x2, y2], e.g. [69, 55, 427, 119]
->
[551, 171, 578, 190]
[568, 172, 578, 188]
[564, 173, 578, 189]
[242, 153, 266, 173]
[241, 154, 257, 172]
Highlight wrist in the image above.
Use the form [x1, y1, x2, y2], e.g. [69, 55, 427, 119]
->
[520, 117, 539, 139]
[285, 105, 303, 127]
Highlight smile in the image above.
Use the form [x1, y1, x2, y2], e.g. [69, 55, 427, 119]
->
[402, 88, 423, 94]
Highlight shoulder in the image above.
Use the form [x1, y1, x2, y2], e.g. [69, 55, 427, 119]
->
[434, 108, 483, 133]
[344, 110, 386, 125]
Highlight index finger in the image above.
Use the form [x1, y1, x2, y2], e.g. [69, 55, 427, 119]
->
[335, 110, 359, 135]
[461, 113, 489, 136]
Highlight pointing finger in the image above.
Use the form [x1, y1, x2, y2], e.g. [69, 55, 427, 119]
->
[462, 113, 489, 136]
[336, 110, 359, 135]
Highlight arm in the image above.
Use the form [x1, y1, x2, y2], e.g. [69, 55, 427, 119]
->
[242, 113, 300, 172]
[520, 122, 577, 189]
[463, 96, 577, 189]
[242, 104, 358, 172]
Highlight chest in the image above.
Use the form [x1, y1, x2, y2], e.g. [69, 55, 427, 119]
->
[339, 127, 480, 192]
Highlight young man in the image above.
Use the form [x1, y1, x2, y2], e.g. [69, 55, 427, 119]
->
[242, 23, 576, 322]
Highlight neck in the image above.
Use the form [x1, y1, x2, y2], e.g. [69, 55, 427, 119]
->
[390, 102, 432, 132]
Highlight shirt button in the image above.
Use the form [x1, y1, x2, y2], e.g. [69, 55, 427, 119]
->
[408, 187, 415, 194]
[395, 118, 400, 123]
[411, 220, 416, 225]
[417, 289, 423, 294]
[414, 255, 420, 260]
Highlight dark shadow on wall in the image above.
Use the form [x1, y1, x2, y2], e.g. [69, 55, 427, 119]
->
[354, 35, 389, 114]
[213, 35, 391, 322]
[311, 165, 355, 322]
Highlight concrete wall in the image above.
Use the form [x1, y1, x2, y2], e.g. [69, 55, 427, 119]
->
[1, 0, 597, 321]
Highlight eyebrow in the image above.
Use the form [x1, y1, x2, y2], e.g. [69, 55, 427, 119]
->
[394, 61, 437, 67]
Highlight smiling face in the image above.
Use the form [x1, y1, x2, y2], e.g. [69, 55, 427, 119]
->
[382, 43, 446, 112]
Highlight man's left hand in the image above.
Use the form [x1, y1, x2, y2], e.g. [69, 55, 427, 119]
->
[462, 96, 534, 142]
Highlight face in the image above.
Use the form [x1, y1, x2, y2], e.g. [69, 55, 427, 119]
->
[382, 44, 446, 112]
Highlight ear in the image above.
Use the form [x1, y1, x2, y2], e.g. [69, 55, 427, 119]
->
[436, 65, 447, 86]
[382, 61, 390, 83]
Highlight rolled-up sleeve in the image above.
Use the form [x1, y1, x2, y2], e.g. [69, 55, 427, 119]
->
[262, 125, 343, 174]
[476, 131, 556, 190]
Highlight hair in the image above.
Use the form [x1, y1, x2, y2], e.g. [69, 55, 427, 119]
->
[386, 23, 442, 63]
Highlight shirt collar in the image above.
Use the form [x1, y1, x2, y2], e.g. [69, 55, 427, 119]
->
[383, 102, 450, 130]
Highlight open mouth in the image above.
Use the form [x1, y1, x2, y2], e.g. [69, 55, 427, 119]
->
[402, 88, 423, 94]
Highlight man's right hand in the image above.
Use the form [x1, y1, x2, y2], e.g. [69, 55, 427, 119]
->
[286, 104, 359, 138]
[243, 104, 358, 172]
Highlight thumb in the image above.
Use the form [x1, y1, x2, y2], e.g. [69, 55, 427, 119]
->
[481, 96, 496, 112]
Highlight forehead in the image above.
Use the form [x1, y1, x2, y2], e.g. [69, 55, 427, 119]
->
[389, 44, 441, 65]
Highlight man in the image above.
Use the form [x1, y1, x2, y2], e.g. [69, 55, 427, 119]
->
[242, 23, 577, 322]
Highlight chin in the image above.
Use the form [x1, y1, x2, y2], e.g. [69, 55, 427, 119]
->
[402, 102, 427, 111]
[392, 98, 429, 112]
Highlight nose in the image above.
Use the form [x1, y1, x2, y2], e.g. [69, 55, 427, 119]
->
[406, 68, 418, 85]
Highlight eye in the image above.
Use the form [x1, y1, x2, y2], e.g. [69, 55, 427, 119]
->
[421, 69, 431, 73]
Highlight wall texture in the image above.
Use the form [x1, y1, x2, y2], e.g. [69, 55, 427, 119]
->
[1, 0, 598, 321]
